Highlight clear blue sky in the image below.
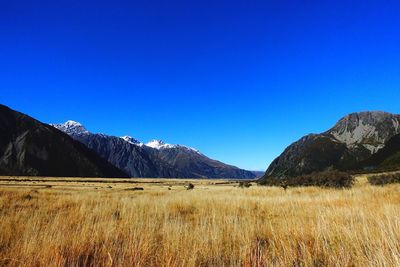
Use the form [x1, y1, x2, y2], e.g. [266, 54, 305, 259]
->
[1, 0, 400, 170]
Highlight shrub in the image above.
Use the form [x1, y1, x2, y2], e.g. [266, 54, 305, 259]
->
[368, 173, 400, 186]
[112, 210, 121, 220]
[238, 181, 252, 188]
[186, 183, 194, 190]
[126, 187, 144, 191]
[261, 170, 354, 188]
[22, 194, 33, 201]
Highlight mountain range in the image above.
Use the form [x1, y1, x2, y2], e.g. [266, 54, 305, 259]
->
[51, 121, 257, 179]
[260, 111, 400, 182]
[2, 103, 400, 181]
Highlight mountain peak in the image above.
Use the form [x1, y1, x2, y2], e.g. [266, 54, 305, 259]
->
[52, 120, 89, 135]
[341, 111, 397, 122]
[121, 136, 143, 146]
[145, 139, 202, 154]
[146, 140, 173, 149]
[65, 120, 83, 127]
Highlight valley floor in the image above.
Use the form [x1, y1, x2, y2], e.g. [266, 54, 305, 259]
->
[0, 176, 399, 266]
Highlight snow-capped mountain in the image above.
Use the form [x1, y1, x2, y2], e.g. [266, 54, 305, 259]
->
[52, 121, 256, 179]
[121, 136, 143, 146]
[146, 140, 201, 153]
[262, 111, 400, 180]
[52, 120, 89, 136]
[146, 140, 175, 149]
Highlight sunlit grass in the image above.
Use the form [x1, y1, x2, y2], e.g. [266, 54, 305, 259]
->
[0, 176, 399, 266]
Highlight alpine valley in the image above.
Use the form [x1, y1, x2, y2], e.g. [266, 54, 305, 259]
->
[3, 103, 400, 181]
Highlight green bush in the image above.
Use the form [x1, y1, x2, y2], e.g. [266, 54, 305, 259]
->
[261, 170, 354, 188]
[238, 181, 252, 188]
[368, 173, 400, 186]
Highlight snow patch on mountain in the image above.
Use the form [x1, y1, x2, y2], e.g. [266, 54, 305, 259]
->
[146, 140, 176, 149]
[121, 136, 144, 146]
[145, 140, 201, 154]
[51, 120, 90, 135]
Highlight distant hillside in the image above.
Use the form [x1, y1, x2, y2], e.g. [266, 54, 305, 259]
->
[0, 104, 128, 178]
[260, 111, 400, 182]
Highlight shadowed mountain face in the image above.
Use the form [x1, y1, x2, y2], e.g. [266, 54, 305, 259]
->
[358, 133, 400, 171]
[262, 111, 400, 181]
[52, 122, 256, 179]
[0, 105, 128, 178]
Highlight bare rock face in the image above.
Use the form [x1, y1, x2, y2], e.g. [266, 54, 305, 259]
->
[327, 111, 400, 153]
[262, 111, 400, 180]
[0, 104, 128, 178]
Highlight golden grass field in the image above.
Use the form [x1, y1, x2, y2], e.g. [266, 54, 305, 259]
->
[0, 175, 400, 266]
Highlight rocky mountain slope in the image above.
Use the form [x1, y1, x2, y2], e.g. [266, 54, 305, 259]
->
[52, 122, 256, 179]
[327, 111, 400, 154]
[262, 111, 400, 180]
[358, 133, 400, 171]
[0, 105, 128, 177]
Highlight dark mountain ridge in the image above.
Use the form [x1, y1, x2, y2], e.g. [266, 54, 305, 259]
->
[0, 104, 128, 177]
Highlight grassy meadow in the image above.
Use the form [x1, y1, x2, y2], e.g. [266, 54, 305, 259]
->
[0, 175, 400, 266]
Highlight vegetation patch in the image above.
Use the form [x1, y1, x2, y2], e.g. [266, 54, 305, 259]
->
[125, 187, 144, 191]
[22, 194, 34, 201]
[368, 173, 400, 185]
[238, 181, 252, 188]
[185, 183, 195, 190]
[260, 170, 354, 188]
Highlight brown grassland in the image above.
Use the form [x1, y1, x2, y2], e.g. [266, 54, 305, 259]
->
[0, 175, 400, 266]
